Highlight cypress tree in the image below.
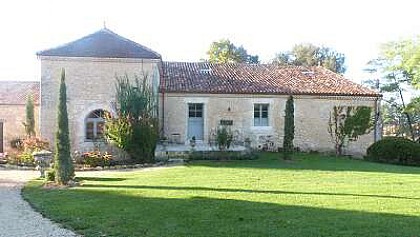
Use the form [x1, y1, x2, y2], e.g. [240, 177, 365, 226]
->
[24, 94, 36, 137]
[283, 96, 295, 160]
[54, 69, 74, 184]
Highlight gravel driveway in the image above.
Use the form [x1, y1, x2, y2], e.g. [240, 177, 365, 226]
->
[0, 168, 79, 237]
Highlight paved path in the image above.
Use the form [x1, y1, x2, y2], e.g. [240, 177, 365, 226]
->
[0, 168, 79, 237]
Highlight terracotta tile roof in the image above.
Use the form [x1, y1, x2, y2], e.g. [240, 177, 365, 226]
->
[0, 81, 40, 105]
[162, 62, 380, 97]
[37, 28, 161, 59]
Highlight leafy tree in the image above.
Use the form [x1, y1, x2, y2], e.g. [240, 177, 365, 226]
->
[54, 69, 74, 184]
[379, 97, 420, 140]
[207, 39, 259, 64]
[236, 45, 259, 64]
[317, 47, 346, 74]
[406, 96, 420, 115]
[105, 73, 158, 162]
[23, 95, 36, 137]
[290, 43, 319, 67]
[364, 37, 420, 140]
[274, 52, 293, 66]
[328, 106, 373, 156]
[381, 35, 420, 89]
[273, 43, 346, 74]
[283, 96, 295, 160]
[405, 96, 420, 140]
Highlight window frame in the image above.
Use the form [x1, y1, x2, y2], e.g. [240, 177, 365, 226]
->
[85, 110, 107, 141]
[253, 103, 269, 127]
[188, 103, 203, 118]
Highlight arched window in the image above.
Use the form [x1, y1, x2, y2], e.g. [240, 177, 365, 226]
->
[85, 109, 108, 140]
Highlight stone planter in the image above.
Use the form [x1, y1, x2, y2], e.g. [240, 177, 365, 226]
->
[33, 150, 53, 178]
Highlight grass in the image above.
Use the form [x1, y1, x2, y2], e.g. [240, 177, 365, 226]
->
[23, 153, 420, 237]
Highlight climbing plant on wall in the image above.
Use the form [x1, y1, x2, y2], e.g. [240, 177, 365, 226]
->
[328, 106, 373, 156]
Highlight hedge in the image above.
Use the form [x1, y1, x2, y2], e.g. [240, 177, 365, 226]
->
[365, 137, 420, 166]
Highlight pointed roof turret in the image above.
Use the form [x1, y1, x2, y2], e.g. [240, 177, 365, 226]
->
[37, 28, 161, 59]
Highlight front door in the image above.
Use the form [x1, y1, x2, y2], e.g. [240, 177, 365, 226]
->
[188, 103, 204, 140]
[0, 122, 3, 153]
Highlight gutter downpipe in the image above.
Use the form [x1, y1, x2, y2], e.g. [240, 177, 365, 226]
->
[373, 95, 382, 142]
[160, 59, 165, 138]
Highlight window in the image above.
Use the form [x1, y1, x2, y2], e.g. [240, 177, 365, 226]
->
[254, 104, 269, 126]
[85, 109, 107, 140]
[188, 103, 203, 118]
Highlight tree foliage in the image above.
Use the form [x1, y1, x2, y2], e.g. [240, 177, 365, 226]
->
[381, 35, 420, 89]
[54, 69, 74, 184]
[405, 96, 420, 140]
[364, 37, 420, 140]
[379, 98, 420, 140]
[405, 96, 420, 115]
[207, 39, 259, 64]
[283, 96, 295, 160]
[23, 94, 36, 137]
[273, 43, 346, 74]
[105, 74, 158, 163]
[328, 106, 373, 156]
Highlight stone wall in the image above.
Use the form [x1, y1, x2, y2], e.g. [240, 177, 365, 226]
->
[39, 56, 160, 153]
[162, 93, 379, 156]
[0, 104, 40, 152]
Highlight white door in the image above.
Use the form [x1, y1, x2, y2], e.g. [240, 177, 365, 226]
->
[188, 103, 204, 140]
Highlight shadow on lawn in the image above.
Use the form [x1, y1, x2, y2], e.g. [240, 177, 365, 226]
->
[34, 187, 420, 237]
[187, 153, 420, 175]
[76, 177, 127, 182]
[81, 183, 420, 201]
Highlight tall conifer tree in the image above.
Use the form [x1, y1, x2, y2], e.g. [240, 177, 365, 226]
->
[283, 96, 295, 160]
[54, 69, 74, 184]
[24, 95, 36, 137]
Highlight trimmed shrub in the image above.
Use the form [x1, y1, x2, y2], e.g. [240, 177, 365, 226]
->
[366, 137, 420, 166]
[10, 138, 24, 150]
[46, 169, 55, 182]
[188, 150, 258, 161]
[216, 126, 233, 151]
[18, 151, 35, 166]
[80, 151, 113, 168]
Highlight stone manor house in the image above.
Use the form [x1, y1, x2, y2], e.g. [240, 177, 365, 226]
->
[0, 28, 381, 156]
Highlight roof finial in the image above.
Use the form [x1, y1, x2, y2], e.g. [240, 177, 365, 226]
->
[103, 21, 107, 29]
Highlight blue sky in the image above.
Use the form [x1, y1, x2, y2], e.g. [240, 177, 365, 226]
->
[0, 0, 419, 85]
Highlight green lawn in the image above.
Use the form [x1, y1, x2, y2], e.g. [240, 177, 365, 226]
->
[23, 153, 420, 237]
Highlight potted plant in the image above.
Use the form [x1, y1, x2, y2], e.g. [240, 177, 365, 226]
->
[160, 136, 169, 150]
[189, 136, 196, 148]
[244, 137, 251, 149]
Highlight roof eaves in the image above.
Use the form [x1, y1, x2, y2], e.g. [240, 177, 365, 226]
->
[36, 30, 100, 57]
[161, 88, 381, 98]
